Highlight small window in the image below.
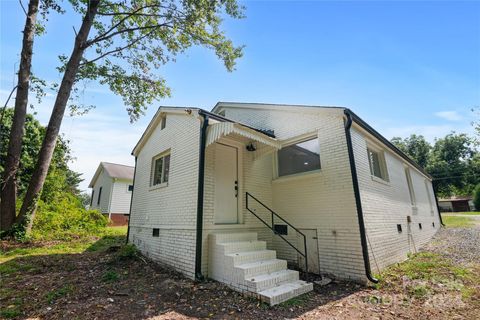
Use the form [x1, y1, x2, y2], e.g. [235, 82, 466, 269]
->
[405, 168, 416, 207]
[397, 224, 402, 233]
[152, 228, 159, 237]
[218, 110, 226, 117]
[419, 223, 422, 230]
[160, 116, 166, 130]
[128, 185, 134, 192]
[97, 187, 102, 205]
[367, 147, 388, 181]
[278, 137, 320, 177]
[424, 179, 434, 215]
[152, 152, 171, 186]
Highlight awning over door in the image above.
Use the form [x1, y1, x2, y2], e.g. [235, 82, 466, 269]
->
[206, 122, 281, 151]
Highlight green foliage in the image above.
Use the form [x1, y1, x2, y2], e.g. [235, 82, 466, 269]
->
[102, 270, 120, 282]
[45, 284, 75, 304]
[391, 132, 480, 197]
[30, 193, 108, 241]
[117, 243, 139, 260]
[473, 184, 480, 211]
[442, 216, 475, 228]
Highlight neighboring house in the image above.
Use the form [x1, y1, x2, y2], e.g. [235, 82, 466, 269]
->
[89, 162, 134, 226]
[127, 102, 442, 305]
[438, 196, 474, 212]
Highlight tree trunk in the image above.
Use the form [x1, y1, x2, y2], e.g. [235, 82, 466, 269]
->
[16, 0, 100, 234]
[0, 0, 39, 232]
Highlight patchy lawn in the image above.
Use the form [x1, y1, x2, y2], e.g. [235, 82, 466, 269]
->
[442, 215, 476, 228]
[1, 226, 479, 319]
[444, 211, 480, 216]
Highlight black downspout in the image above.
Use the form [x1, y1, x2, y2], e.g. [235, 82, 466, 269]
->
[195, 111, 209, 281]
[432, 185, 445, 226]
[343, 110, 379, 284]
[125, 157, 137, 244]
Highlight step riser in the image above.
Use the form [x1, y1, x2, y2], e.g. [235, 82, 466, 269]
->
[261, 283, 314, 306]
[211, 232, 258, 243]
[227, 251, 276, 265]
[219, 241, 267, 254]
[246, 271, 299, 292]
[237, 260, 287, 278]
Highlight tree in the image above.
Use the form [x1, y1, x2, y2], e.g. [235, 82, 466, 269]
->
[1, 0, 40, 231]
[391, 134, 431, 168]
[473, 184, 480, 211]
[427, 133, 477, 197]
[14, 0, 244, 235]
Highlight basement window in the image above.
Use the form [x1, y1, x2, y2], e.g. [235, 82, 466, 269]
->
[128, 185, 134, 192]
[274, 224, 288, 235]
[397, 224, 402, 233]
[278, 137, 320, 177]
[152, 228, 159, 237]
[151, 151, 170, 186]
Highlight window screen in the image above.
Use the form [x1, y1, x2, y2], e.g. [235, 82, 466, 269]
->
[278, 138, 320, 177]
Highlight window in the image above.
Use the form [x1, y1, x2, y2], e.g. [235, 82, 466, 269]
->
[160, 116, 166, 130]
[278, 137, 320, 177]
[424, 179, 434, 215]
[128, 185, 134, 192]
[405, 168, 416, 207]
[152, 152, 170, 186]
[367, 147, 388, 181]
[97, 187, 102, 205]
[90, 190, 95, 206]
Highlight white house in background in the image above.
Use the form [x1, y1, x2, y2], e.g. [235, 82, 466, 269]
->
[127, 102, 443, 305]
[89, 162, 134, 226]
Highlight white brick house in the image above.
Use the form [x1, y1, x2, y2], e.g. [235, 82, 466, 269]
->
[89, 162, 134, 226]
[127, 102, 443, 305]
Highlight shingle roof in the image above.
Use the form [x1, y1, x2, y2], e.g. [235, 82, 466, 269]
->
[88, 162, 134, 188]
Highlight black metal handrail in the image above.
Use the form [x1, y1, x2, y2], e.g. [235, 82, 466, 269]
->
[245, 192, 308, 276]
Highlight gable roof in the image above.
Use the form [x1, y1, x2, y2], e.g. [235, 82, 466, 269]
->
[212, 102, 432, 179]
[88, 162, 134, 188]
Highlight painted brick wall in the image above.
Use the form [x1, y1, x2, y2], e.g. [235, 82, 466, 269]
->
[110, 179, 133, 214]
[217, 106, 366, 281]
[351, 125, 441, 272]
[129, 111, 201, 279]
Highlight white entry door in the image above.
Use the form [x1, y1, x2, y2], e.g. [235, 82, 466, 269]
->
[214, 143, 238, 224]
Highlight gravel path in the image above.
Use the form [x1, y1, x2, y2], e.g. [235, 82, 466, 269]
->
[422, 223, 480, 265]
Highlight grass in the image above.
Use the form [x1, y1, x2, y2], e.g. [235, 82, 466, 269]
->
[376, 252, 479, 301]
[444, 211, 480, 215]
[442, 216, 476, 228]
[0, 226, 127, 262]
[46, 284, 75, 304]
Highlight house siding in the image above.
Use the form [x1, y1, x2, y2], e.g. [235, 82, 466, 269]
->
[128, 112, 201, 279]
[351, 125, 441, 272]
[218, 107, 366, 281]
[110, 179, 132, 214]
[90, 169, 113, 214]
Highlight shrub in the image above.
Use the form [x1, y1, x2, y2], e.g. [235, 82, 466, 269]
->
[31, 193, 108, 241]
[473, 184, 480, 211]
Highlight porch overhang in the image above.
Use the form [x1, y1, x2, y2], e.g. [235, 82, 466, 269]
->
[206, 122, 281, 151]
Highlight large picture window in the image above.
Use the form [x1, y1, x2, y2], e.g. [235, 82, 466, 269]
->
[152, 152, 170, 186]
[367, 147, 388, 181]
[278, 137, 320, 177]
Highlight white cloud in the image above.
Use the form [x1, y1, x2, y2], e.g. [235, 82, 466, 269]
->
[434, 111, 463, 121]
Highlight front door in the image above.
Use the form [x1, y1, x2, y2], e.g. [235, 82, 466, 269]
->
[214, 143, 238, 224]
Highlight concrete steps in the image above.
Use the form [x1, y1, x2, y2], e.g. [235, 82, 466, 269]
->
[208, 232, 313, 306]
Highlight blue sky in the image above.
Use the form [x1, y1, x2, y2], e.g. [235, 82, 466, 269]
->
[1, 0, 479, 191]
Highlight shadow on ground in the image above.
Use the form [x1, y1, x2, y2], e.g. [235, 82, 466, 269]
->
[0, 234, 363, 320]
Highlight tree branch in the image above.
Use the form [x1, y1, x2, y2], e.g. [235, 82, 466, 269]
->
[86, 23, 171, 47]
[18, 0, 27, 15]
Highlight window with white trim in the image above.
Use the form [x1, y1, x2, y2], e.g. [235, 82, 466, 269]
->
[278, 137, 320, 177]
[405, 168, 416, 207]
[151, 151, 170, 186]
[160, 116, 166, 130]
[367, 147, 388, 181]
[425, 179, 434, 215]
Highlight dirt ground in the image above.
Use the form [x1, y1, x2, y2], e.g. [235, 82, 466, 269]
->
[1, 222, 479, 320]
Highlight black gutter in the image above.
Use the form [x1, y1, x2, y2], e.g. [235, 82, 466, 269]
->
[125, 157, 137, 244]
[346, 109, 431, 179]
[432, 184, 445, 226]
[344, 110, 379, 284]
[194, 111, 209, 281]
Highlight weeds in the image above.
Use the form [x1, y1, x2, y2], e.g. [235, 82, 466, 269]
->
[46, 284, 75, 304]
[102, 270, 120, 282]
